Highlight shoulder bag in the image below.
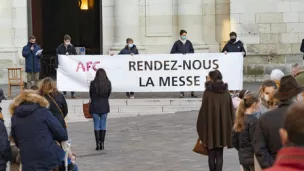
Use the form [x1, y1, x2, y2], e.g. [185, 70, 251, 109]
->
[48, 94, 68, 128]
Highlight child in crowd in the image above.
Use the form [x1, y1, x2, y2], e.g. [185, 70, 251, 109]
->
[232, 93, 260, 171]
[232, 90, 251, 110]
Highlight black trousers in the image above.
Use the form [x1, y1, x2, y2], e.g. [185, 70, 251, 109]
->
[242, 165, 254, 171]
[126, 92, 134, 97]
[208, 147, 224, 171]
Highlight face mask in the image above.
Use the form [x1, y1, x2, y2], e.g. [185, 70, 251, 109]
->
[230, 38, 236, 42]
[181, 36, 187, 41]
[264, 94, 269, 101]
[128, 44, 134, 48]
[65, 42, 71, 46]
[297, 93, 303, 101]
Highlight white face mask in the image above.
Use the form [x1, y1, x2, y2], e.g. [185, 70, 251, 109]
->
[264, 94, 269, 101]
[297, 93, 303, 102]
[128, 44, 134, 48]
[65, 41, 71, 46]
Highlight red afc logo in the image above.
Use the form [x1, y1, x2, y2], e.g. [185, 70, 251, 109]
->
[76, 61, 100, 72]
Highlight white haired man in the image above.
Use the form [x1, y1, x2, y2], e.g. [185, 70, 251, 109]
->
[270, 69, 284, 88]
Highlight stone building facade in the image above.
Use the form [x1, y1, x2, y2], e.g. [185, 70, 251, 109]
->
[0, 0, 303, 83]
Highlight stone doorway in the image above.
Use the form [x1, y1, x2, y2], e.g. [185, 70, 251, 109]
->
[27, 0, 102, 79]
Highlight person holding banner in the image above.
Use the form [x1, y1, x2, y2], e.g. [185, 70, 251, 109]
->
[89, 68, 112, 150]
[170, 29, 196, 98]
[222, 32, 246, 57]
[197, 70, 234, 171]
[112, 38, 139, 98]
[56, 34, 78, 99]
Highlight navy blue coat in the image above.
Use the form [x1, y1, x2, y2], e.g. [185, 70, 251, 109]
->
[22, 42, 42, 73]
[118, 45, 139, 55]
[11, 102, 68, 171]
[170, 40, 194, 54]
[0, 119, 12, 171]
[89, 80, 112, 114]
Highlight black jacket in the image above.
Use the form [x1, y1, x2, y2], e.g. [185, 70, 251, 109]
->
[170, 40, 194, 54]
[254, 101, 291, 169]
[0, 119, 12, 171]
[222, 39, 246, 57]
[55, 43, 77, 68]
[43, 93, 68, 129]
[118, 45, 139, 55]
[89, 81, 112, 114]
[232, 115, 258, 165]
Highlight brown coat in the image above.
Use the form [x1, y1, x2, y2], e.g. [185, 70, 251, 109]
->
[197, 81, 234, 150]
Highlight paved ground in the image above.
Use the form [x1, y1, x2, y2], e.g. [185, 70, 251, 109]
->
[69, 111, 239, 171]
[1, 82, 261, 99]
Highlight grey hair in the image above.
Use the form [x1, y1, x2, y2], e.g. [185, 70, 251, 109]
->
[270, 69, 284, 81]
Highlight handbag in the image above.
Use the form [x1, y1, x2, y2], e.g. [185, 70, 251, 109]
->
[83, 102, 92, 119]
[48, 94, 68, 127]
[193, 139, 208, 156]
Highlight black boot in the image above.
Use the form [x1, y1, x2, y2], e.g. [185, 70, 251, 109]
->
[99, 130, 106, 150]
[94, 131, 100, 150]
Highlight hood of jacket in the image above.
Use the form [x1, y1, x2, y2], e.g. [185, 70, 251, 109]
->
[205, 81, 228, 93]
[9, 91, 49, 117]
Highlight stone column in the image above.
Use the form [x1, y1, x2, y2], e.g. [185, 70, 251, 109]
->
[177, 0, 204, 45]
[0, 0, 13, 47]
[111, 0, 141, 51]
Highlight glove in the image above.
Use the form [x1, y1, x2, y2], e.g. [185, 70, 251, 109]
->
[61, 140, 71, 152]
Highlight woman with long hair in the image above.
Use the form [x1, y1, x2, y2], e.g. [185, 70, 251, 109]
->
[39, 77, 68, 129]
[258, 80, 277, 113]
[197, 70, 234, 171]
[232, 93, 260, 171]
[90, 68, 112, 150]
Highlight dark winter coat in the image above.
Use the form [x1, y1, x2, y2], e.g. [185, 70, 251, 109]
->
[55, 43, 77, 68]
[232, 115, 258, 165]
[0, 118, 12, 171]
[22, 42, 42, 73]
[197, 81, 235, 150]
[254, 100, 292, 169]
[118, 45, 139, 55]
[43, 93, 68, 129]
[10, 92, 68, 171]
[170, 40, 194, 54]
[222, 39, 246, 57]
[89, 81, 112, 114]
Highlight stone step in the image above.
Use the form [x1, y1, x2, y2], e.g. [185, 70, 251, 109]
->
[1, 98, 201, 127]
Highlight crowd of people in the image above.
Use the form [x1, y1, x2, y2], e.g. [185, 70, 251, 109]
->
[196, 66, 304, 171]
[3, 28, 302, 170]
[0, 67, 112, 170]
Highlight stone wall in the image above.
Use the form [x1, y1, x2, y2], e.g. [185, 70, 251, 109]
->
[230, 0, 304, 55]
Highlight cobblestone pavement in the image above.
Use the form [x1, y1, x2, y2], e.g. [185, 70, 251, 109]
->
[1, 82, 261, 99]
[69, 111, 240, 171]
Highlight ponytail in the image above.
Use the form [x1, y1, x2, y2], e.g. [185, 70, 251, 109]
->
[234, 99, 246, 132]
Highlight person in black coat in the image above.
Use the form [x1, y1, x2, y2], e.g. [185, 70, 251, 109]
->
[56, 34, 78, 99]
[170, 29, 196, 98]
[254, 75, 303, 169]
[113, 38, 138, 99]
[10, 91, 68, 171]
[0, 108, 12, 171]
[232, 93, 260, 171]
[39, 77, 68, 129]
[222, 32, 246, 57]
[89, 68, 112, 150]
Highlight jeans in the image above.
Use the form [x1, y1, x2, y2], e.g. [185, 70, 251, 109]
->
[63, 91, 75, 96]
[92, 113, 108, 130]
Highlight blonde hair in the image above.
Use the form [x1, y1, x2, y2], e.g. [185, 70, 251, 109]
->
[39, 77, 59, 96]
[234, 93, 260, 132]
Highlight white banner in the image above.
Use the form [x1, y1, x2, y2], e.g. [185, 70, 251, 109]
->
[57, 53, 243, 92]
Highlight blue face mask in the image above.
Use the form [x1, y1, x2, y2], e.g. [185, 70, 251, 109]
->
[128, 44, 134, 48]
[181, 36, 187, 40]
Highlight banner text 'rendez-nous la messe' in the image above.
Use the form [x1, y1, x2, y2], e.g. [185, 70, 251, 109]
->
[57, 53, 243, 92]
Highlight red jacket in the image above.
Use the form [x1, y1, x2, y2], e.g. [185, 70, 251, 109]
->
[264, 147, 304, 171]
